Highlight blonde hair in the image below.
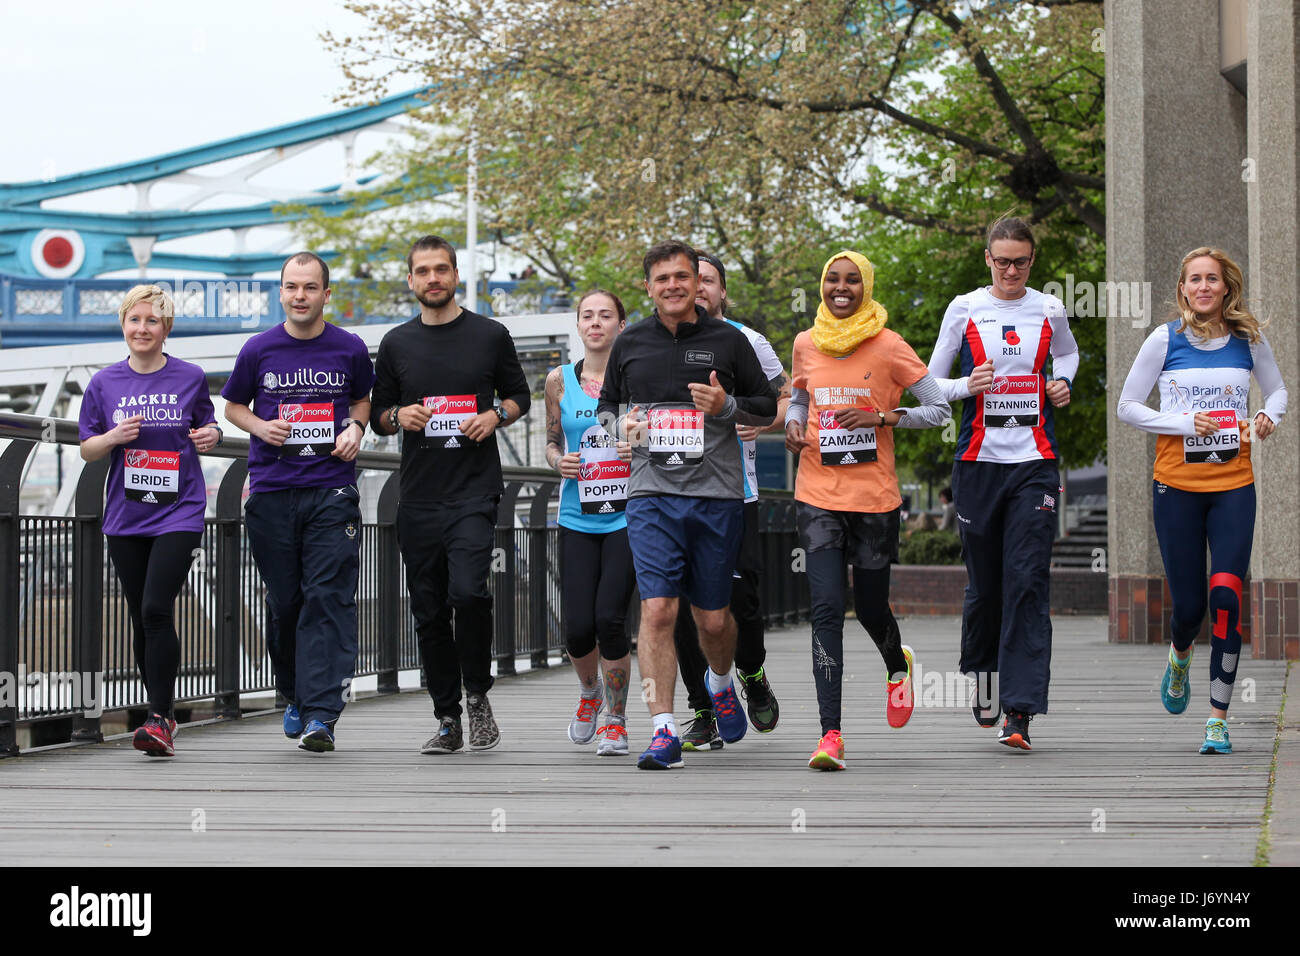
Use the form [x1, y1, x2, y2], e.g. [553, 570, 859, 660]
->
[118, 284, 176, 335]
[1175, 248, 1262, 343]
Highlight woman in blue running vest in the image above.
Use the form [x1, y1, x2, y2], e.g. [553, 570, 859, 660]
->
[1117, 247, 1288, 755]
[544, 290, 637, 756]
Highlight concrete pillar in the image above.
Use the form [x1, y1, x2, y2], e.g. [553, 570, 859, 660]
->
[1105, 0, 1250, 646]
[1247, 0, 1300, 659]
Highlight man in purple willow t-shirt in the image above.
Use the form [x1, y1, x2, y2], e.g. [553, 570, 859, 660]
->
[222, 252, 375, 753]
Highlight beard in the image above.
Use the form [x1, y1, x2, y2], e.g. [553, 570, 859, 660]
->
[415, 288, 456, 309]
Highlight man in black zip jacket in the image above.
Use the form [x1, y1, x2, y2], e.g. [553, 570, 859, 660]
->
[598, 240, 777, 769]
[370, 235, 530, 756]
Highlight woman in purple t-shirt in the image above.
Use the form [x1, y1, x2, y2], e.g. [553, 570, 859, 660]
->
[79, 285, 220, 757]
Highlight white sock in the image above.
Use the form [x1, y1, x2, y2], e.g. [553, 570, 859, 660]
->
[706, 667, 731, 695]
[652, 713, 677, 736]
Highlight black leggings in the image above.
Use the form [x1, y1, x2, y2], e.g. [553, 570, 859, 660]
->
[107, 532, 201, 718]
[560, 527, 635, 660]
[807, 549, 905, 733]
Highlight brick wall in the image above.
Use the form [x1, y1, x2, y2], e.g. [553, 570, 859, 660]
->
[889, 566, 1106, 616]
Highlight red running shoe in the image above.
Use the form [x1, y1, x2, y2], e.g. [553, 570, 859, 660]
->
[886, 645, 915, 729]
[808, 729, 845, 771]
[133, 714, 175, 757]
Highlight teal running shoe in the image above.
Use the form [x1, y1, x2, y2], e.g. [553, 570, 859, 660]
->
[1200, 718, 1232, 754]
[1160, 646, 1193, 714]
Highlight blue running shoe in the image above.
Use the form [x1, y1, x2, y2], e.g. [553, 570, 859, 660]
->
[709, 678, 747, 744]
[1199, 718, 1232, 754]
[1160, 646, 1193, 715]
[283, 702, 304, 738]
[299, 719, 335, 753]
[636, 727, 684, 770]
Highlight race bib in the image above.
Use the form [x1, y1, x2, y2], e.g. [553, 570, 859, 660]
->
[818, 408, 876, 465]
[742, 436, 759, 497]
[982, 375, 1041, 427]
[648, 407, 703, 465]
[577, 424, 629, 514]
[278, 403, 335, 459]
[124, 448, 179, 505]
[1184, 409, 1240, 463]
[423, 394, 478, 449]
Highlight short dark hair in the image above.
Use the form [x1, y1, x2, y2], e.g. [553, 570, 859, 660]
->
[281, 251, 330, 288]
[696, 250, 726, 289]
[986, 214, 1036, 255]
[576, 288, 627, 325]
[643, 240, 698, 280]
[940, 486, 953, 502]
[407, 235, 459, 273]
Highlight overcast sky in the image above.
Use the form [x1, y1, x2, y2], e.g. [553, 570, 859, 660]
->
[1, 1, 376, 181]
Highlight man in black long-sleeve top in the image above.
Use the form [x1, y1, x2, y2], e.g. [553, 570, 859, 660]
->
[370, 235, 530, 755]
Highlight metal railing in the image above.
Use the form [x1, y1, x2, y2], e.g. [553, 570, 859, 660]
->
[0, 411, 809, 754]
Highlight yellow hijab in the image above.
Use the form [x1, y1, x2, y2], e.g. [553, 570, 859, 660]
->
[811, 250, 888, 357]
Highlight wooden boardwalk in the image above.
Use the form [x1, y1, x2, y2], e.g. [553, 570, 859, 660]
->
[0, 616, 1286, 866]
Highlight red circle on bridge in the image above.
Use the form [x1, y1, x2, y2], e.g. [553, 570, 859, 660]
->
[42, 236, 75, 269]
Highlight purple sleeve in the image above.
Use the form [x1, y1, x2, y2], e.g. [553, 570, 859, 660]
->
[351, 338, 376, 400]
[221, 340, 257, 404]
[78, 375, 105, 440]
[191, 368, 217, 428]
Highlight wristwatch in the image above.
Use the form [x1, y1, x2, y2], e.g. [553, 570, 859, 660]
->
[341, 418, 365, 435]
[494, 405, 509, 424]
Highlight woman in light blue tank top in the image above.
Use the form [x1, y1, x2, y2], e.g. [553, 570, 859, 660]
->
[544, 290, 638, 756]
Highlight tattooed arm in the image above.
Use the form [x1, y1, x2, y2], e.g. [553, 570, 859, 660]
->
[545, 368, 581, 478]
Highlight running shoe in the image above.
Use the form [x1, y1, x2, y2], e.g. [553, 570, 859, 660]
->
[737, 666, 780, 732]
[997, 711, 1032, 750]
[595, 717, 629, 757]
[421, 716, 463, 755]
[1200, 718, 1232, 754]
[298, 719, 335, 753]
[680, 709, 723, 752]
[1161, 646, 1193, 715]
[708, 678, 748, 744]
[567, 681, 603, 745]
[636, 727, 684, 770]
[283, 702, 303, 738]
[808, 729, 845, 771]
[132, 714, 174, 758]
[467, 693, 500, 751]
[886, 645, 915, 729]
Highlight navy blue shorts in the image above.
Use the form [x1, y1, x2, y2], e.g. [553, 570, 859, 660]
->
[625, 495, 743, 610]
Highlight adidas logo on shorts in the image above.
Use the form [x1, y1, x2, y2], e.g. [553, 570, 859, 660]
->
[445, 437, 460, 448]
[666, 452, 683, 464]
[1206, 451, 1221, 462]
[141, 492, 157, 504]
[299, 445, 315, 456]
[598, 502, 614, 513]
[1003, 417, 1020, 427]
[841, 452, 857, 464]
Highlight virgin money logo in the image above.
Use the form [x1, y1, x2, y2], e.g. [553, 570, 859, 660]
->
[280, 404, 304, 423]
[989, 377, 1012, 394]
[125, 449, 149, 468]
[429, 396, 449, 415]
[819, 410, 840, 429]
[579, 462, 599, 481]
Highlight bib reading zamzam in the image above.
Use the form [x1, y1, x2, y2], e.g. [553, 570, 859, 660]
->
[818, 409, 876, 465]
